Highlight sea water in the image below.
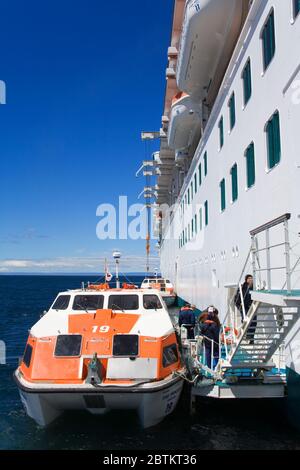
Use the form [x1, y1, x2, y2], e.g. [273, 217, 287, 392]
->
[0, 275, 300, 450]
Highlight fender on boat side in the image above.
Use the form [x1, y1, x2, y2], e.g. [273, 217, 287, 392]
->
[13, 370, 184, 395]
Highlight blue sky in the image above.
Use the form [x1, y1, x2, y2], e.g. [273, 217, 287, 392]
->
[0, 0, 173, 273]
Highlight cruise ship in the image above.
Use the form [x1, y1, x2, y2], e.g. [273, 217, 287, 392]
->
[141, 0, 300, 426]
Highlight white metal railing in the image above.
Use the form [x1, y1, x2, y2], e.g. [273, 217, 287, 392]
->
[221, 247, 253, 352]
[193, 324, 220, 375]
[250, 213, 292, 292]
[180, 324, 219, 375]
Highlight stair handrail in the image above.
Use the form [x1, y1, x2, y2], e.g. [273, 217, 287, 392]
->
[220, 247, 252, 357]
[195, 332, 220, 375]
[281, 254, 300, 291]
[250, 213, 292, 293]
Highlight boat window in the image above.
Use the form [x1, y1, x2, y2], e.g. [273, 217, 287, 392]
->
[266, 110, 281, 169]
[198, 162, 202, 186]
[261, 10, 276, 71]
[194, 172, 197, 194]
[143, 295, 163, 310]
[162, 344, 178, 368]
[229, 93, 236, 130]
[23, 344, 33, 368]
[204, 151, 208, 176]
[72, 295, 104, 311]
[242, 59, 252, 105]
[52, 295, 71, 310]
[108, 295, 139, 310]
[294, 0, 300, 18]
[205, 200, 209, 226]
[54, 334, 82, 357]
[231, 163, 238, 202]
[245, 142, 256, 188]
[218, 116, 224, 149]
[220, 179, 226, 212]
[113, 334, 139, 357]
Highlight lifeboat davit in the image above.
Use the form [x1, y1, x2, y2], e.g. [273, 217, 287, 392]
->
[167, 92, 201, 151]
[177, 0, 248, 99]
[14, 286, 184, 428]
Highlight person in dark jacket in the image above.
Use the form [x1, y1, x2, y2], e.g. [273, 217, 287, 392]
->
[201, 312, 220, 369]
[234, 275, 253, 319]
[178, 304, 196, 339]
[234, 274, 256, 344]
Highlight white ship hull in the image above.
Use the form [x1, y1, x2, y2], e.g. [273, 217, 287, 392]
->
[156, 0, 300, 425]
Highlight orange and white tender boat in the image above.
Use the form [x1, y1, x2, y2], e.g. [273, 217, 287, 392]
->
[14, 284, 184, 428]
[140, 278, 176, 307]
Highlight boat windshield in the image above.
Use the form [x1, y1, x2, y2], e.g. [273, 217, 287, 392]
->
[108, 295, 139, 310]
[52, 295, 71, 310]
[143, 294, 162, 310]
[72, 295, 104, 311]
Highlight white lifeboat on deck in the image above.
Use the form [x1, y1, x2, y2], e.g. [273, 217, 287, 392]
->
[167, 92, 202, 151]
[177, 0, 248, 99]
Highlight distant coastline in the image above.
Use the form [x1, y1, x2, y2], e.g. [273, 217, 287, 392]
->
[0, 272, 155, 276]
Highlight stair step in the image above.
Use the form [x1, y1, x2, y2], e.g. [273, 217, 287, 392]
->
[222, 363, 274, 370]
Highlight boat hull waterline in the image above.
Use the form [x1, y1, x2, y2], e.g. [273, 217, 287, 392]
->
[15, 371, 184, 428]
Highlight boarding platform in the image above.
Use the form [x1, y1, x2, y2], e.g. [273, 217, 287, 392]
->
[176, 214, 300, 404]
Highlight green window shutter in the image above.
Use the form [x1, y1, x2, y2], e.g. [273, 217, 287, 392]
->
[192, 218, 194, 237]
[267, 119, 275, 168]
[204, 201, 209, 226]
[198, 163, 202, 186]
[188, 188, 190, 205]
[199, 208, 203, 231]
[294, 0, 300, 17]
[195, 214, 198, 234]
[245, 143, 256, 188]
[229, 93, 236, 130]
[267, 111, 281, 169]
[194, 173, 197, 194]
[242, 60, 252, 105]
[231, 164, 238, 202]
[219, 117, 224, 149]
[220, 179, 226, 211]
[191, 181, 194, 200]
[204, 151, 208, 176]
[262, 11, 276, 70]
[273, 111, 281, 165]
[185, 228, 187, 244]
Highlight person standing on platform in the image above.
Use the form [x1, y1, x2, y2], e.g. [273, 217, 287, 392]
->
[178, 303, 196, 339]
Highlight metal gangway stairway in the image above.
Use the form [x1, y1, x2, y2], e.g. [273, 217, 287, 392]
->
[181, 214, 300, 401]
